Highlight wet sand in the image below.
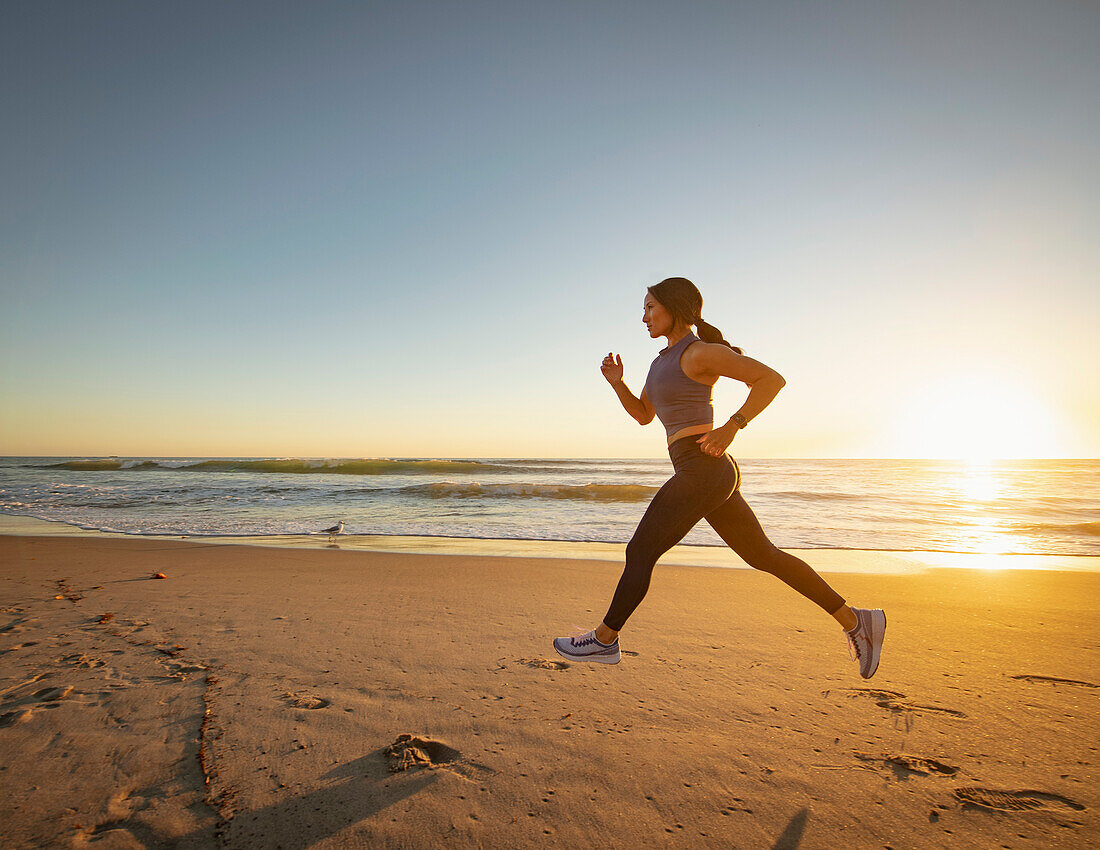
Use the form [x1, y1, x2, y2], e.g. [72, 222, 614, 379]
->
[1, 534, 1096, 848]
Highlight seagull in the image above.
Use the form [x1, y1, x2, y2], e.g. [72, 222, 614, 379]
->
[319, 520, 345, 543]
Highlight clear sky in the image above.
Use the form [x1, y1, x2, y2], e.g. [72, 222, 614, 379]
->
[2, 1, 1097, 459]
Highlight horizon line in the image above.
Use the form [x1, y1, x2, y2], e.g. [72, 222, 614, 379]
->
[2, 454, 1097, 462]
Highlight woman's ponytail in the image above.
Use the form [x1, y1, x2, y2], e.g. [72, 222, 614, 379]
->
[694, 317, 743, 355]
[648, 277, 744, 355]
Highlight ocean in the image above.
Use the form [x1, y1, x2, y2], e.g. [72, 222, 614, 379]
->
[0, 457, 1097, 559]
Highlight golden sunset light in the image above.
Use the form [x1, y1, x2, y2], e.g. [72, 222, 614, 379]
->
[2, 3, 1097, 848]
[891, 374, 1064, 461]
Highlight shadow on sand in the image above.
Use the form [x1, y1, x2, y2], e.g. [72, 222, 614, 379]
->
[771, 807, 809, 850]
[178, 751, 812, 849]
[184, 751, 441, 849]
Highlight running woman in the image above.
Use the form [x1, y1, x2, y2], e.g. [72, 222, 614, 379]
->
[553, 277, 886, 678]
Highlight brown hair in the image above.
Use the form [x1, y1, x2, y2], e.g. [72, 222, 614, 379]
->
[647, 277, 742, 354]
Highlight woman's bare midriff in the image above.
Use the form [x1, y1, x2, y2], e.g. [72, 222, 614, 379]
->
[666, 422, 713, 446]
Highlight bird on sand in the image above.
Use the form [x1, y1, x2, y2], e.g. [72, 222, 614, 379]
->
[319, 520, 345, 543]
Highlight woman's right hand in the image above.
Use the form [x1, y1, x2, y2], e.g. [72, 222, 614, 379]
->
[601, 352, 624, 385]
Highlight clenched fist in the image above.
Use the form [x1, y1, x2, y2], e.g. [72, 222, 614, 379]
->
[601, 352, 624, 385]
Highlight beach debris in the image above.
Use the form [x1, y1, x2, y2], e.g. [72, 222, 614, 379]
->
[55, 579, 84, 601]
[152, 572, 167, 579]
[97, 613, 114, 624]
[385, 734, 461, 773]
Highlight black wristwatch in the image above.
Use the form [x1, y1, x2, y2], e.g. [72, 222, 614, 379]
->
[729, 413, 748, 429]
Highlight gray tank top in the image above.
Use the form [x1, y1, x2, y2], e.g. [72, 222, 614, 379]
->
[643, 332, 714, 437]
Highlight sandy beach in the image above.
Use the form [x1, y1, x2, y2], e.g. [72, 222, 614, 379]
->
[1, 534, 1096, 848]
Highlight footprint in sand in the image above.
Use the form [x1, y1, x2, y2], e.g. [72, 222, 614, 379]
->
[0, 708, 34, 727]
[877, 699, 967, 718]
[383, 733, 495, 780]
[282, 692, 332, 710]
[954, 787, 1085, 813]
[854, 752, 959, 776]
[827, 688, 967, 718]
[1010, 674, 1098, 689]
[158, 660, 207, 679]
[77, 788, 168, 847]
[516, 658, 570, 671]
[59, 653, 105, 669]
[385, 734, 462, 772]
[34, 685, 74, 701]
[0, 684, 75, 727]
[826, 687, 905, 700]
[0, 640, 39, 656]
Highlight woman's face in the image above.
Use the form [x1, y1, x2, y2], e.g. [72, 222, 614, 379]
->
[642, 292, 675, 338]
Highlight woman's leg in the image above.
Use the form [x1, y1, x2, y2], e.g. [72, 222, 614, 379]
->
[601, 459, 737, 634]
[704, 490, 847, 617]
[704, 491, 889, 678]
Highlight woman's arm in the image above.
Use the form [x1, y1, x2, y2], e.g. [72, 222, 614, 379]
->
[602, 353, 654, 425]
[684, 343, 786, 454]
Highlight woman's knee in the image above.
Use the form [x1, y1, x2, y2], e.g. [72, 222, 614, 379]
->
[740, 542, 785, 574]
[625, 535, 653, 569]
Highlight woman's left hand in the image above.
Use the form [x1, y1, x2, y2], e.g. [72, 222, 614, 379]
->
[697, 423, 737, 457]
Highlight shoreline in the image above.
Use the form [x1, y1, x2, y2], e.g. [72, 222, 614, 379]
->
[2, 512, 1097, 575]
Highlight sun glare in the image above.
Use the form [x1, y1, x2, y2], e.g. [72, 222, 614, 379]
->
[892, 374, 1061, 460]
[956, 461, 1002, 501]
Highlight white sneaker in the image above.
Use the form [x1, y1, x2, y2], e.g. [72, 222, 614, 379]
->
[846, 608, 886, 679]
[553, 628, 621, 664]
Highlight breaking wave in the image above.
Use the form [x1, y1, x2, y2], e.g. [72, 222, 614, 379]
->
[43, 460, 161, 471]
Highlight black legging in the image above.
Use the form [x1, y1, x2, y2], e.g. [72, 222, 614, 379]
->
[602, 436, 846, 632]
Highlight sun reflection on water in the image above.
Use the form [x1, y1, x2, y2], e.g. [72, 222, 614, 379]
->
[957, 459, 1002, 502]
[941, 460, 1017, 561]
